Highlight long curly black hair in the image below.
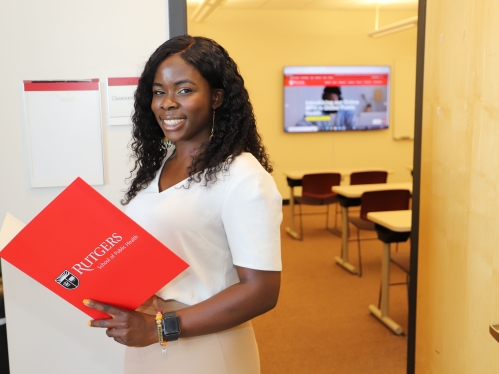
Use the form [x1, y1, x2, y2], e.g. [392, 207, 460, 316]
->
[121, 35, 273, 205]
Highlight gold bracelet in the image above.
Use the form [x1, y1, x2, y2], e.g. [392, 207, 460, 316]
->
[155, 309, 168, 354]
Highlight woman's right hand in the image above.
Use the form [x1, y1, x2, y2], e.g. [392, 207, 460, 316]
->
[84, 299, 158, 347]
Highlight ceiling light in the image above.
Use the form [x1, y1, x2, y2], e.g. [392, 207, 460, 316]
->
[191, 0, 227, 23]
[368, 16, 418, 38]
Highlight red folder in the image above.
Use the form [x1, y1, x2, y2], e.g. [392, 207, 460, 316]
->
[0, 178, 189, 319]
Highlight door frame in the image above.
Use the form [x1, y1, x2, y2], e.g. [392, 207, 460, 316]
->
[168, 0, 187, 38]
[408, 0, 426, 372]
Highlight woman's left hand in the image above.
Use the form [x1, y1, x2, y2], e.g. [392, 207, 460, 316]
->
[83, 299, 157, 347]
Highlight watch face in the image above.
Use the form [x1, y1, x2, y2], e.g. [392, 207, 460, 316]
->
[163, 315, 180, 334]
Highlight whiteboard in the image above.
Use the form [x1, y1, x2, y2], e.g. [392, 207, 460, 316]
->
[392, 57, 417, 140]
[23, 80, 104, 187]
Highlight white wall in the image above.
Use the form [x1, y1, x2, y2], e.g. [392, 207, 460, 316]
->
[0, 0, 169, 372]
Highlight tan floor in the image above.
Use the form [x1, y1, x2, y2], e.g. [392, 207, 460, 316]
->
[252, 204, 409, 374]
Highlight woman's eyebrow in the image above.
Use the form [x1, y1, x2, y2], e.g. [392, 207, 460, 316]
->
[152, 79, 197, 87]
[174, 79, 197, 86]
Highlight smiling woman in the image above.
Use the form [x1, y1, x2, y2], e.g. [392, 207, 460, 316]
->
[150, 54, 224, 190]
[83, 35, 283, 374]
[124, 35, 274, 203]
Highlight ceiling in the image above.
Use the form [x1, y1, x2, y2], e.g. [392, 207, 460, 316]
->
[186, 0, 419, 11]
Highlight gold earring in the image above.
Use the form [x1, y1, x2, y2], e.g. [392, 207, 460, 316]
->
[210, 111, 215, 140]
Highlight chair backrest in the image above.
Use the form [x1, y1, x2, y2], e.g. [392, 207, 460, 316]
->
[359, 189, 411, 220]
[302, 173, 341, 199]
[350, 171, 388, 185]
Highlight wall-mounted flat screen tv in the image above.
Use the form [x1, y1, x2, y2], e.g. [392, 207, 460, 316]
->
[284, 66, 391, 133]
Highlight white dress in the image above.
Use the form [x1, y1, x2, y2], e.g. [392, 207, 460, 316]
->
[124, 149, 282, 373]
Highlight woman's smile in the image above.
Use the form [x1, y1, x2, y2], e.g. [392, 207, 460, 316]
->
[162, 118, 186, 131]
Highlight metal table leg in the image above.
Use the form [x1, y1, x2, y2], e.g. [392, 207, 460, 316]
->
[368, 242, 404, 335]
[334, 205, 357, 274]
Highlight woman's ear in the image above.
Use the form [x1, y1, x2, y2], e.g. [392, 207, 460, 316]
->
[212, 89, 224, 110]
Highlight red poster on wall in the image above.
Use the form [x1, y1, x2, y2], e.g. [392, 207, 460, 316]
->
[0, 178, 189, 319]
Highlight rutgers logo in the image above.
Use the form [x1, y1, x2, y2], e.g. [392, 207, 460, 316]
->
[55, 270, 80, 290]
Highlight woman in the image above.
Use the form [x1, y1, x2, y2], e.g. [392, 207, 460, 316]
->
[84, 35, 282, 373]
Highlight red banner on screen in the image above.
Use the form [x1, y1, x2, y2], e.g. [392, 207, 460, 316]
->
[284, 74, 389, 87]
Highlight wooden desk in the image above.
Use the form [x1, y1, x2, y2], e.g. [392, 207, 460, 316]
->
[331, 182, 412, 274]
[367, 210, 412, 335]
[284, 168, 392, 240]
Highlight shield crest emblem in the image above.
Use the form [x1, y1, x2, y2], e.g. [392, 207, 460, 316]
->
[55, 270, 80, 290]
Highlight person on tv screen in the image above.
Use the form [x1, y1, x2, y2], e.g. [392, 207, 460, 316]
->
[296, 86, 358, 130]
[83, 35, 282, 373]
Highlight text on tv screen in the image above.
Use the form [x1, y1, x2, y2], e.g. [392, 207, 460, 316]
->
[283, 66, 391, 133]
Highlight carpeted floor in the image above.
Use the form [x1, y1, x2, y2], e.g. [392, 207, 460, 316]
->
[252, 205, 409, 373]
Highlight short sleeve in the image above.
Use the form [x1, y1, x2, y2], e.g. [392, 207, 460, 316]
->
[221, 167, 282, 271]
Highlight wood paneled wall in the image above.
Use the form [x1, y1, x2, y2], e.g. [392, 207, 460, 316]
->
[417, 0, 499, 372]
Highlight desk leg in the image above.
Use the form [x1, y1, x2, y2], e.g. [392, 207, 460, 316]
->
[368, 242, 404, 335]
[285, 185, 301, 240]
[334, 206, 357, 274]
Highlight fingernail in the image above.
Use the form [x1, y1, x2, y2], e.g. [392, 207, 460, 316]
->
[83, 299, 90, 305]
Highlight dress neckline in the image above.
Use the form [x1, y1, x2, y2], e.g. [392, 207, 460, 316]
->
[156, 147, 190, 194]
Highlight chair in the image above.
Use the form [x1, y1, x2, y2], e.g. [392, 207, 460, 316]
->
[349, 171, 388, 185]
[294, 173, 341, 240]
[332, 171, 388, 233]
[348, 189, 411, 276]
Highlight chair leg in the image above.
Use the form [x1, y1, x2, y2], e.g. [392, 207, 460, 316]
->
[325, 204, 330, 229]
[298, 202, 303, 241]
[357, 228, 363, 277]
[377, 260, 411, 308]
[334, 202, 340, 230]
[378, 279, 382, 308]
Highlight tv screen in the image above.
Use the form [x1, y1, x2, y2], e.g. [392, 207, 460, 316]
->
[283, 66, 391, 132]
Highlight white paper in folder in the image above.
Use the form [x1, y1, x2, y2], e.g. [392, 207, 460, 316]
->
[0, 213, 24, 252]
[0, 213, 25, 325]
[23, 80, 104, 188]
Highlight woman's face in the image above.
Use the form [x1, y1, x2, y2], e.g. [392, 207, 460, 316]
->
[151, 54, 223, 146]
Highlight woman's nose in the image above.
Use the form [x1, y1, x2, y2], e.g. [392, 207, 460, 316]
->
[160, 96, 178, 110]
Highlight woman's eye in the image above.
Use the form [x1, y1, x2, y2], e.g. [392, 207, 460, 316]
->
[178, 88, 192, 94]
[153, 90, 164, 95]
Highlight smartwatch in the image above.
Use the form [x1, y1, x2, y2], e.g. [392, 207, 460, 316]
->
[162, 311, 181, 341]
